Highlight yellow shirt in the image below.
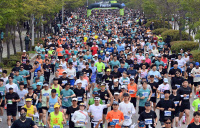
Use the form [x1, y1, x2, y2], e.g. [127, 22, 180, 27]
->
[23, 105, 34, 120]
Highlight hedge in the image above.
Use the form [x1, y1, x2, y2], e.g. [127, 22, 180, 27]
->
[152, 28, 168, 35]
[191, 50, 200, 63]
[145, 20, 172, 29]
[161, 30, 193, 41]
[171, 41, 199, 53]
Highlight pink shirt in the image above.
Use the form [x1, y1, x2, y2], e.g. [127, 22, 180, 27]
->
[145, 58, 151, 65]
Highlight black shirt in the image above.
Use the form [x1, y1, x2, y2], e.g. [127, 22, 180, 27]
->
[73, 88, 85, 103]
[82, 68, 92, 77]
[43, 64, 51, 73]
[188, 122, 200, 128]
[5, 92, 20, 109]
[23, 64, 33, 76]
[171, 77, 184, 87]
[148, 82, 158, 94]
[138, 110, 157, 128]
[133, 64, 140, 70]
[11, 118, 35, 128]
[169, 68, 182, 76]
[156, 99, 175, 122]
[98, 90, 109, 104]
[126, 59, 133, 65]
[111, 71, 121, 79]
[102, 74, 113, 84]
[66, 106, 79, 128]
[169, 94, 181, 113]
[177, 86, 192, 103]
[60, 77, 70, 88]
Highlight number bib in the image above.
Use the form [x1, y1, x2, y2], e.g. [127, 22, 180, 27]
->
[145, 118, 153, 125]
[164, 111, 171, 116]
[7, 100, 12, 105]
[112, 119, 119, 124]
[175, 84, 180, 89]
[53, 125, 60, 128]
[129, 90, 134, 94]
[77, 97, 83, 101]
[151, 93, 155, 97]
[124, 115, 130, 120]
[142, 92, 149, 97]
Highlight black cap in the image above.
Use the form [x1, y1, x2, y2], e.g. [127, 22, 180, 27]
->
[51, 89, 57, 93]
[113, 65, 118, 68]
[53, 78, 59, 81]
[172, 86, 177, 90]
[0, 79, 4, 82]
[145, 101, 151, 106]
[112, 101, 119, 105]
[28, 87, 33, 90]
[164, 90, 170, 94]
[174, 61, 178, 65]
[123, 93, 129, 97]
[150, 75, 154, 78]
[183, 79, 188, 82]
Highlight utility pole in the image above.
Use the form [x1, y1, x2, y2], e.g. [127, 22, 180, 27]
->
[31, 14, 34, 47]
[62, 0, 64, 24]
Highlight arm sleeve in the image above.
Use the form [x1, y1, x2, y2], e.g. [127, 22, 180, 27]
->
[71, 111, 77, 123]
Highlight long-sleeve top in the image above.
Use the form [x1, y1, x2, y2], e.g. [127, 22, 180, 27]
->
[72, 110, 89, 127]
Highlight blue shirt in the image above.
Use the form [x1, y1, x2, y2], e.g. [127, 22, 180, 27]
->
[117, 45, 125, 53]
[136, 88, 151, 107]
[106, 47, 114, 53]
[148, 70, 161, 82]
[60, 89, 74, 107]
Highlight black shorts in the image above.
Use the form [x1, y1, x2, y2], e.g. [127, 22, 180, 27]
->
[38, 108, 43, 113]
[194, 82, 200, 87]
[42, 107, 48, 111]
[103, 108, 108, 115]
[138, 106, 145, 114]
[7, 109, 17, 116]
[91, 122, 103, 128]
[180, 103, 190, 112]
[18, 106, 22, 112]
[188, 78, 193, 85]
[130, 97, 137, 107]
[150, 97, 157, 103]
[174, 111, 180, 117]
[58, 56, 63, 59]
[0, 100, 4, 107]
[24, 84, 27, 88]
[27, 76, 31, 80]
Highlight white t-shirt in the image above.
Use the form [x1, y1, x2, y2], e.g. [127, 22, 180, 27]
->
[5, 83, 18, 92]
[119, 101, 136, 126]
[191, 67, 200, 82]
[65, 68, 76, 79]
[88, 104, 107, 123]
[74, 79, 88, 89]
[17, 89, 28, 106]
[0, 76, 8, 86]
[176, 58, 186, 71]
[157, 84, 170, 98]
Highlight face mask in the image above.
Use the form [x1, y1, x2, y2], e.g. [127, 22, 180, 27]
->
[20, 113, 26, 121]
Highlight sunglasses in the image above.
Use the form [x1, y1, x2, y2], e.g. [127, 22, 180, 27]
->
[130, 79, 134, 81]
[20, 67, 24, 68]
[165, 122, 171, 124]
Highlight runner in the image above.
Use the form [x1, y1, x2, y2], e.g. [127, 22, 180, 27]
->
[23, 98, 37, 120]
[71, 102, 89, 127]
[0, 78, 5, 122]
[47, 103, 66, 128]
[5, 87, 20, 128]
[188, 112, 200, 128]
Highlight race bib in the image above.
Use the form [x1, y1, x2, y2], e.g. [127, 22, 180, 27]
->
[151, 93, 155, 97]
[87, 73, 89, 77]
[79, 121, 85, 124]
[145, 118, 152, 125]
[198, 104, 200, 110]
[43, 93, 49, 96]
[175, 84, 180, 89]
[0, 91, 3, 95]
[112, 119, 119, 124]
[77, 96, 83, 101]
[184, 95, 189, 100]
[62, 80, 68, 84]
[7, 100, 12, 105]
[142, 92, 149, 97]
[195, 74, 200, 77]
[93, 122, 100, 128]
[102, 100, 105, 104]
[161, 94, 165, 99]
[164, 111, 171, 116]
[64, 97, 68, 102]
[129, 90, 134, 94]
[53, 125, 60, 128]
[174, 101, 179, 105]
[50, 103, 54, 108]
[124, 115, 130, 120]
[71, 113, 74, 118]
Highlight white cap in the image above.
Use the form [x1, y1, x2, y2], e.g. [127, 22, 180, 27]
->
[94, 54, 98, 57]
[56, 59, 59, 61]
[59, 44, 62, 47]
[114, 79, 118, 82]
[142, 57, 146, 60]
[121, 85, 126, 89]
[72, 98, 78, 101]
[62, 71, 67, 74]
[77, 80, 82, 84]
[59, 64, 62, 67]
[73, 56, 76, 59]
[184, 52, 188, 55]
[114, 92, 120, 95]
[106, 52, 110, 54]
[163, 78, 168, 83]
[23, 50, 26, 52]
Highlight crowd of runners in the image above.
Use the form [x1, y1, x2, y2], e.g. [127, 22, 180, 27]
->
[0, 7, 200, 128]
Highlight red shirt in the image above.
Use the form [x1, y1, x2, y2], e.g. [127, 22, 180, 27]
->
[91, 46, 98, 55]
